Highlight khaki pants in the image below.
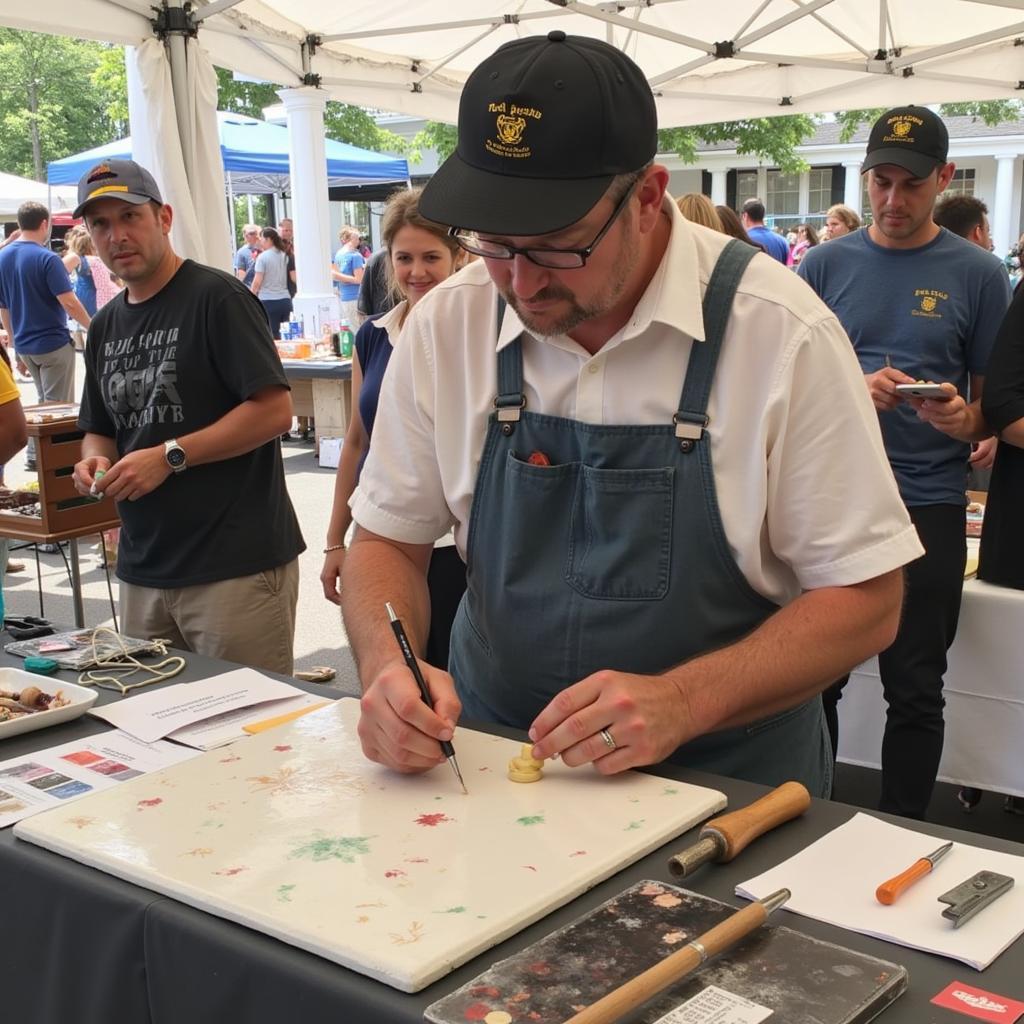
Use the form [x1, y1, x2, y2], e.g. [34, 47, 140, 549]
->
[120, 559, 300, 676]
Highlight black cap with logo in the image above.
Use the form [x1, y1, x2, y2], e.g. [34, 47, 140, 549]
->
[74, 159, 164, 219]
[861, 106, 950, 179]
[419, 31, 658, 236]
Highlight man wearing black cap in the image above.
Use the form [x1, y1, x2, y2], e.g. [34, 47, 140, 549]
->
[799, 106, 1011, 819]
[342, 33, 922, 794]
[69, 159, 305, 675]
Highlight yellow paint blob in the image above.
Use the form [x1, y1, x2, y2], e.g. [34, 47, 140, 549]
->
[484, 1013, 513, 1024]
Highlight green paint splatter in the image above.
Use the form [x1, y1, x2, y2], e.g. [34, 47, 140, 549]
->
[277, 884, 295, 902]
[624, 820, 645, 831]
[662, 786, 679, 795]
[200, 819, 224, 829]
[628, 797, 640, 804]
[290, 834, 373, 862]
[434, 906, 467, 914]
[516, 814, 545, 826]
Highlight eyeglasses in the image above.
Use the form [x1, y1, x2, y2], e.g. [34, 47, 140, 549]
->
[449, 179, 639, 270]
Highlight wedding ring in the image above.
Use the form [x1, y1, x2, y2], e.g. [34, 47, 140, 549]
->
[599, 728, 617, 751]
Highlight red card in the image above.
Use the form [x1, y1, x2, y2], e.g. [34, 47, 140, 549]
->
[932, 981, 1024, 1023]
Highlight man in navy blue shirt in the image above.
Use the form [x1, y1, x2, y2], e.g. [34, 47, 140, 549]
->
[799, 106, 1011, 819]
[0, 202, 91, 467]
[741, 199, 790, 263]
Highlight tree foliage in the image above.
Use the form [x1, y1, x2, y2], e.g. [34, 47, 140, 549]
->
[0, 29, 123, 180]
[658, 115, 819, 172]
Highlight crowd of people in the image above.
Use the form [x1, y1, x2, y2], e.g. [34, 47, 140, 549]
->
[2, 31, 1024, 825]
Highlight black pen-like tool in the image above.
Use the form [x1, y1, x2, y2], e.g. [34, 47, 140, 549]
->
[385, 602, 467, 794]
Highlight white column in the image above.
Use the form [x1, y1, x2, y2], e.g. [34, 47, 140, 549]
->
[756, 166, 767, 202]
[278, 86, 339, 334]
[798, 171, 810, 221]
[710, 169, 727, 206]
[993, 155, 1018, 260]
[843, 161, 862, 212]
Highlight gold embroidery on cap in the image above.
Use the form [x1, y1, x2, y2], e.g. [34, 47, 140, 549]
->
[486, 101, 542, 160]
[882, 114, 923, 145]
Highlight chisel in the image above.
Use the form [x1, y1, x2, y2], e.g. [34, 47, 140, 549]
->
[668, 781, 811, 878]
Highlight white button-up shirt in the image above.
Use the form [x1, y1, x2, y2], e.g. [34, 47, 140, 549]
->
[352, 199, 922, 606]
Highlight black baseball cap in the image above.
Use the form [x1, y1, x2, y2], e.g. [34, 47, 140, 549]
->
[74, 159, 164, 218]
[419, 31, 657, 236]
[862, 106, 949, 179]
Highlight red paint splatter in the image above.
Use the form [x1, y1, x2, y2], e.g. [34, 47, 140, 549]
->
[415, 812, 453, 827]
[404, 856, 429, 864]
[463, 1002, 491, 1020]
[570, 850, 587, 857]
[470, 986, 501, 999]
[527, 962, 552, 976]
[528, 1012, 543, 1020]
[136, 798, 163, 809]
[523, 865, 537, 872]
[273, 744, 292, 752]
[477, 766, 490, 771]
[219, 753, 241, 763]
[384, 869, 406, 879]
[214, 866, 248, 876]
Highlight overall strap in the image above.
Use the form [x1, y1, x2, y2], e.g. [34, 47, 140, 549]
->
[494, 296, 526, 425]
[675, 239, 758, 452]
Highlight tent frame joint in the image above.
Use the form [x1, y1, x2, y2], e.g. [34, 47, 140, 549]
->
[713, 40, 735, 59]
[152, 1, 198, 41]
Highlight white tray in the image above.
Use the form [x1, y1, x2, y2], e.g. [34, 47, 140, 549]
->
[0, 668, 98, 740]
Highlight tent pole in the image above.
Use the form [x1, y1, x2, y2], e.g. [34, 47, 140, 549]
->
[227, 171, 237, 246]
[164, 0, 197, 193]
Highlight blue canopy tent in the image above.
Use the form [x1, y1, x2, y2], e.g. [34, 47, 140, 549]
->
[47, 111, 409, 194]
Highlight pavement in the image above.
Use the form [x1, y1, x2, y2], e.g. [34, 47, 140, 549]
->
[2, 358, 362, 698]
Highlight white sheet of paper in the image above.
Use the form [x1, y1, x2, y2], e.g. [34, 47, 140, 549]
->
[737, 813, 1024, 970]
[166, 693, 327, 750]
[0, 728, 199, 828]
[89, 669, 304, 743]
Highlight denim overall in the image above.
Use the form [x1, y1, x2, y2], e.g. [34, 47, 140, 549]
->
[448, 240, 831, 795]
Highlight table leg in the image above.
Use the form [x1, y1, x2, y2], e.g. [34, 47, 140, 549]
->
[69, 537, 84, 628]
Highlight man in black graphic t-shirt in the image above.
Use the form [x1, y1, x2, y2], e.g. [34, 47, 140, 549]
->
[71, 159, 305, 675]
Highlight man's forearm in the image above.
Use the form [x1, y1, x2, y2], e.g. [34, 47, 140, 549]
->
[664, 569, 904, 737]
[58, 293, 91, 330]
[82, 433, 119, 462]
[340, 530, 434, 688]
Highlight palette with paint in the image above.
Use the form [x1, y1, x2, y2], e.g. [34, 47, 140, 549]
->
[14, 698, 726, 992]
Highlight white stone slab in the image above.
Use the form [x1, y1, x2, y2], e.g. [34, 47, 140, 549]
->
[15, 698, 726, 992]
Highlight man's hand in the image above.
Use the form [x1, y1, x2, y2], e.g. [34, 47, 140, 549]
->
[864, 366, 916, 411]
[72, 454, 113, 496]
[528, 670, 694, 774]
[320, 546, 346, 605]
[970, 435, 998, 471]
[906, 383, 973, 439]
[15, 356, 27, 378]
[93, 446, 172, 502]
[357, 661, 462, 773]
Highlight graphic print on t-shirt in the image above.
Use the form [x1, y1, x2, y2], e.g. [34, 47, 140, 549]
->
[100, 327, 184, 429]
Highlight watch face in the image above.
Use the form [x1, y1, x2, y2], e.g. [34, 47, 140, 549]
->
[166, 446, 186, 468]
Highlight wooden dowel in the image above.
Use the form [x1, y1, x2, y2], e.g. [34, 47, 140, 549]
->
[563, 890, 788, 1024]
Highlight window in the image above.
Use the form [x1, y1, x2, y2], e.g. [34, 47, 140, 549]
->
[735, 171, 758, 211]
[766, 170, 800, 226]
[946, 168, 976, 197]
[808, 167, 833, 216]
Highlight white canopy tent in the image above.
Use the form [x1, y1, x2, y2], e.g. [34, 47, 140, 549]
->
[0, 171, 77, 220]
[4, 1, 1024, 126]
[4, 1, 1024, 307]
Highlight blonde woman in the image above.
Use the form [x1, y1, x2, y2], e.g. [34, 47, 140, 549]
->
[675, 193, 722, 231]
[824, 204, 861, 239]
[331, 225, 365, 322]
[321, 189, 465, 666]
[62, 227, 121, 347]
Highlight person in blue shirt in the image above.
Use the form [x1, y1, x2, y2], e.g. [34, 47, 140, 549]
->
[799, 105, 1012, 820]
[232, 224, 261, 288]
[331, 225, 366, 322]
[740, 199, 790, 264]
[0, 202, 91, 468]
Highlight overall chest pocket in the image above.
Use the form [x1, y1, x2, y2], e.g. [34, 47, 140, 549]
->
[567, 465, 674, 600]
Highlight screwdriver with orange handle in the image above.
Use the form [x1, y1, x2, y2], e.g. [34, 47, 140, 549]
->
[875, 841, 953, 905]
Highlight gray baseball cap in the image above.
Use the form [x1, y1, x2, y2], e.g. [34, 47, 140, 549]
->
[74, 159, 164, 218]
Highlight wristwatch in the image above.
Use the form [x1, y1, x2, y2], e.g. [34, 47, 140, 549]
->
[164, 439, 188, 473]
